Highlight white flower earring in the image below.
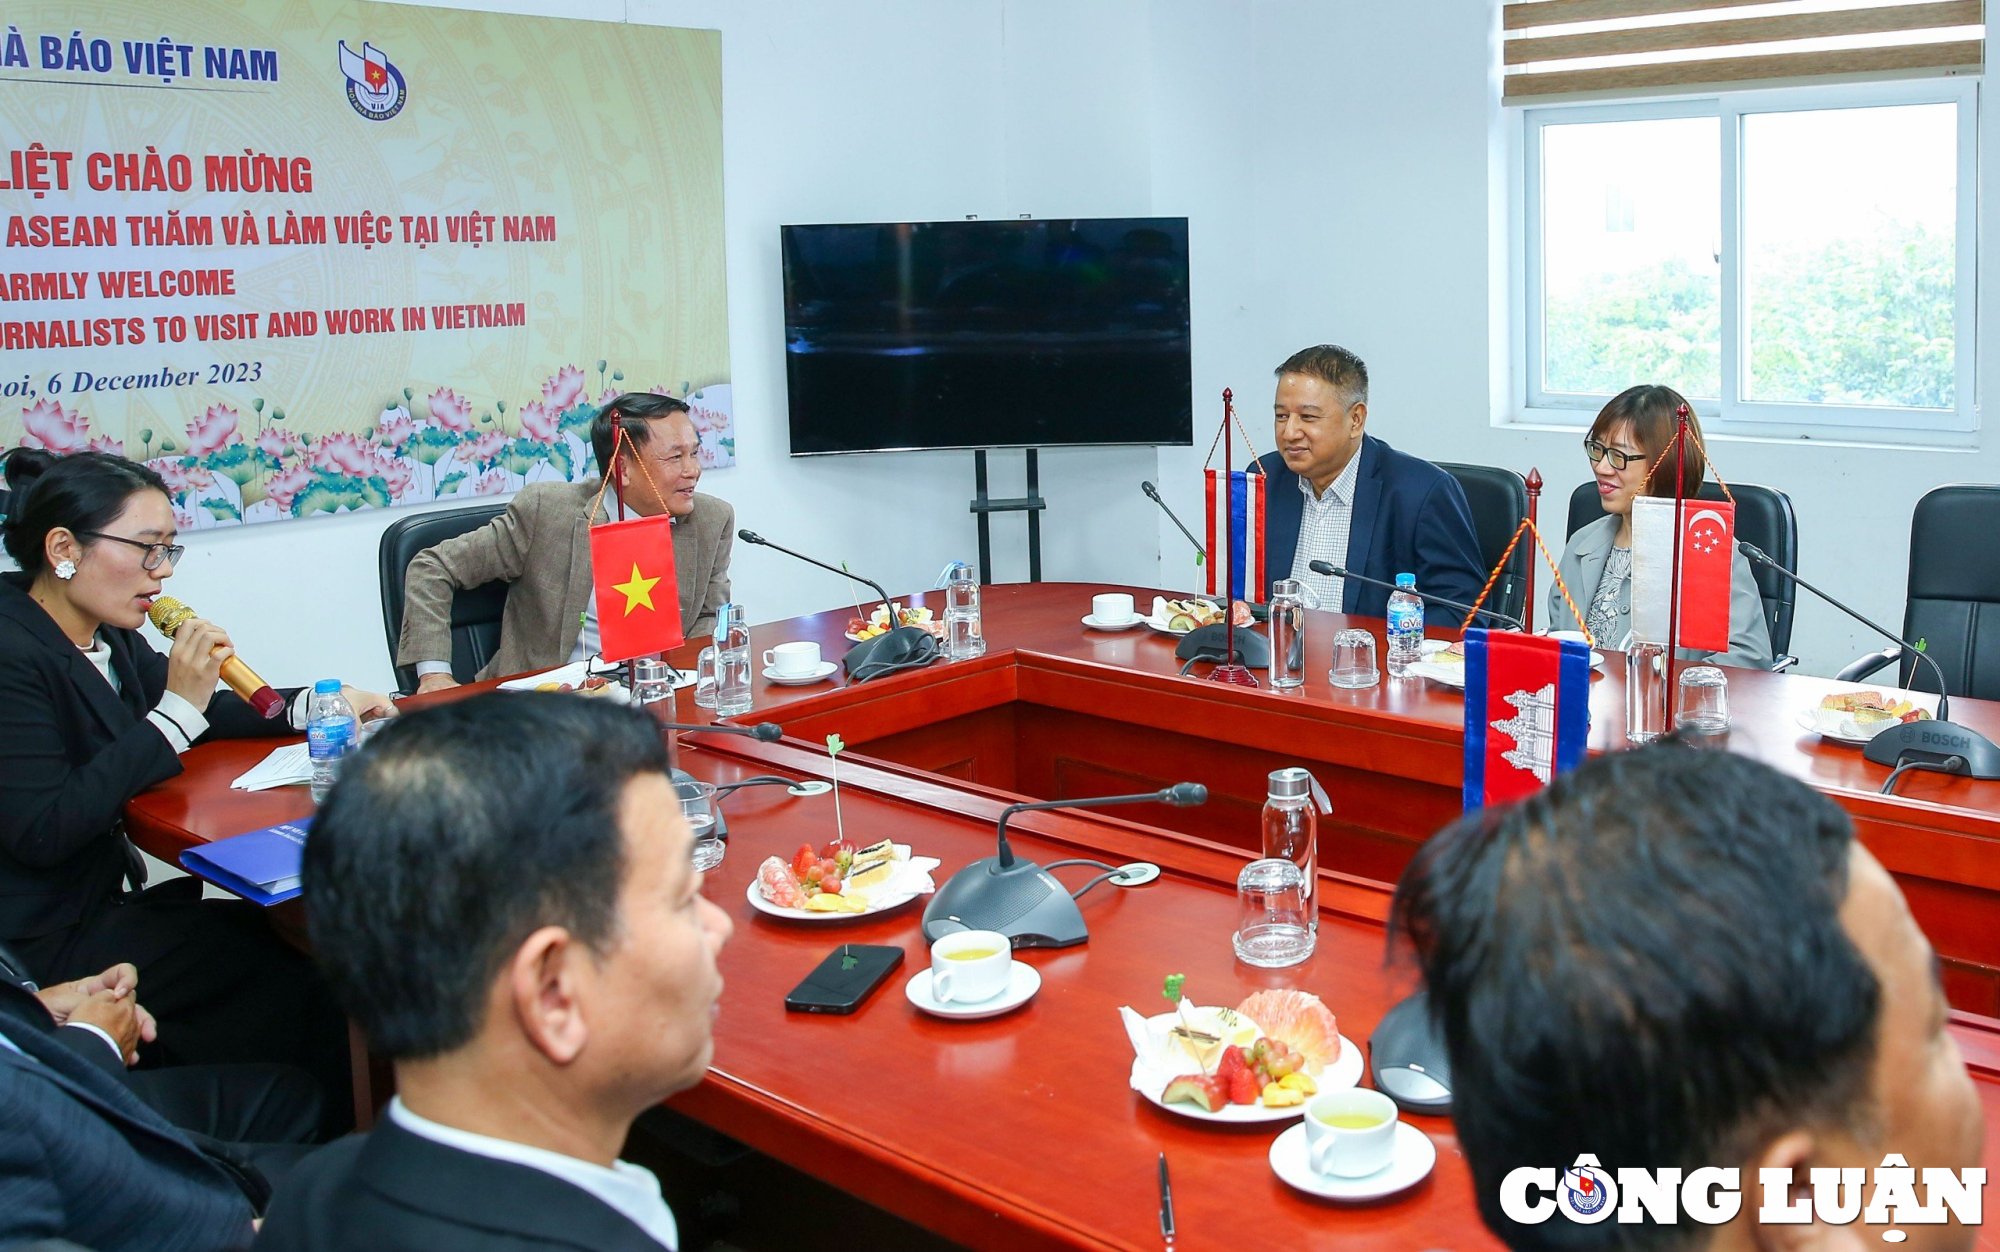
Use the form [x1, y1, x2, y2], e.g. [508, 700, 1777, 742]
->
[54, 559, 76, 580]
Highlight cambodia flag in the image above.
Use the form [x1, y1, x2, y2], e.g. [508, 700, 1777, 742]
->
[589, 514, 683, 663]
[1631, 497, 1734, 654]
[1462, 630, 1591, 809]
[1203, 468, 1268, 604]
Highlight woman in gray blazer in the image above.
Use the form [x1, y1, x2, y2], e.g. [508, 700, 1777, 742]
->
[1546, 387, 1772, 669]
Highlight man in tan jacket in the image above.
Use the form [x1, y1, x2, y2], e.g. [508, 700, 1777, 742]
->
[398, 394, 733, 692]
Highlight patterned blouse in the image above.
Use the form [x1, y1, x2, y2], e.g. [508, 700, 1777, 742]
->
[1585, 545, 1632, 648]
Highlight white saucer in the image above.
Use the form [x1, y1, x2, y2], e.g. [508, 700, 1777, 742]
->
[905, 963, 1041, 1020]
[762, 660, 838, 686]
[1269, 1120, 1436, 1200]
[1082, 613, 1145, 631]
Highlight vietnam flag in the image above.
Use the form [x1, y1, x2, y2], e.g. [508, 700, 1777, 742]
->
[589, 514, 684, 663]
[1630, 497, 1734, 654]
[1462, 630, 1591, 809]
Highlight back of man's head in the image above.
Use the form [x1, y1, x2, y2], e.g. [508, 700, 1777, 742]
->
[305, 692, 669, 1059]
[1392, 743, 1880, 1250]
[1275, 344, 1369, 405]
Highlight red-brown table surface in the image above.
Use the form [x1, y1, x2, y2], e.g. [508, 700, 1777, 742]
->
[122, 583, 2000, 1250]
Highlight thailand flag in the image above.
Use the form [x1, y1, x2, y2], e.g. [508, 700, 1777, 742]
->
[1462, 630, 1591, 809]
[1203, 468, 1268, 604]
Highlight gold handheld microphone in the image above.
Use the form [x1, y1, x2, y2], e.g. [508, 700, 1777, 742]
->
[147, 595, 285, 719]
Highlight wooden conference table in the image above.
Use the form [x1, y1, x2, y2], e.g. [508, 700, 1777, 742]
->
[125, 583, 2000, 1250]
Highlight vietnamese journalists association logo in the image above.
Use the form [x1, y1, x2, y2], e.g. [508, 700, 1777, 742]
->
[337, 41, 406, 121]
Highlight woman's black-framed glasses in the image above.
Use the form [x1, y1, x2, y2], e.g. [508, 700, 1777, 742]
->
[1582, 438, 1643, 471]
[80, 531, 185, 571]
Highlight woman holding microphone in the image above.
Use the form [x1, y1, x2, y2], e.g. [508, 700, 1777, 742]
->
[1547, 386, 1773, 669]
[0, 447, 389, 1121]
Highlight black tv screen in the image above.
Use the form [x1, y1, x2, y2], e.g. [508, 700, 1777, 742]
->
[782, 217, 1192, 455]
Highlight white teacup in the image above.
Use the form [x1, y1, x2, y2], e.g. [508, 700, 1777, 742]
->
[1302, 1087, 1400, 1178]
[929, 929, 1012, 1004]
[1092, 593, 1137, 624]
[763, 641, 821, 676]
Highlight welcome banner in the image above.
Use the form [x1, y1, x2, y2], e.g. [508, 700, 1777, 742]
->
[0, 2, 729, 529]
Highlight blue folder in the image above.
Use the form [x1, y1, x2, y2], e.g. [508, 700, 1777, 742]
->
[179, 818, 311, 906]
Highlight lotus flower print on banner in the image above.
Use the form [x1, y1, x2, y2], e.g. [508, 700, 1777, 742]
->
[8, 362, 735, 531]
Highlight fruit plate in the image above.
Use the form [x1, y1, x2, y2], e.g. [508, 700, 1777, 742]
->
[1143, 597, 1224, 637]
[745, 851, 940, 922]
[1127, 1017, 1363, 1124]
[844, 608, 940, 644]
[1406, 639, 1603, 690]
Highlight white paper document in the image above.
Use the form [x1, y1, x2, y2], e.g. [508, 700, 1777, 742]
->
[230, 743, 313, 791]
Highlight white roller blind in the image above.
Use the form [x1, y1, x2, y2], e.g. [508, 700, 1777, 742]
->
[1503, 0, 1984, 103]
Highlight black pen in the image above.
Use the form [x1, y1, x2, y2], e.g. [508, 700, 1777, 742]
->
[1158, 1151, 1175, 1244]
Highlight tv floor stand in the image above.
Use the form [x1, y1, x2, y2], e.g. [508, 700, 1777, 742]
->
[969, 448, 1047, 584]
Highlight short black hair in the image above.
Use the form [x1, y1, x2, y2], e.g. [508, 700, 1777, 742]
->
[1391, 743, 1880, 1251]
[303, 692, 670, 1059]
[0, 448, 169, 578]
[590, 391, 692, 480]
[1275, 344, 1369, 406]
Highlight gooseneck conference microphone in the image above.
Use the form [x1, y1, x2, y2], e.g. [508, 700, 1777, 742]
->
[1306, 562, 1525, 631]
[147, 596, 285, 718]
[921, 783, 1207, 949]
[1141, 481, 1207, 558]
[737, 530, 939, 682]
[1737, 541, 2000, 791]
[650, 720, 784, 840]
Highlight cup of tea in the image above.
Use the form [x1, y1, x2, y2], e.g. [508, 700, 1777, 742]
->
[763, 641, 821, 677]
[929, 929, 1012, 1003]
[1092, 593, 1137, 624]
[1302, 1087, 1399, 1177]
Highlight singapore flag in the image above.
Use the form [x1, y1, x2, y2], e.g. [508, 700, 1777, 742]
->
[1631, 497, 1734, 653]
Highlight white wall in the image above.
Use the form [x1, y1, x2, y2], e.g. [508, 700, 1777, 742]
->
[150, 0, 1169, 693]
[1146, 0, 2000, 678]
[82, 1, 1998, 686]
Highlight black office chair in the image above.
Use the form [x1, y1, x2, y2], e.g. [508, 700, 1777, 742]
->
[1566, 479, 1799, 668]
[377, 503, 510, 693]
[1835, 484, 2000, 700]
[1438, 462, 1531, 626]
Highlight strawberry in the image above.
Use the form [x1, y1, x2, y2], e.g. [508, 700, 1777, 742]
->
[1217, 1045, 1248, 1084]
[791, 843, 817, 879]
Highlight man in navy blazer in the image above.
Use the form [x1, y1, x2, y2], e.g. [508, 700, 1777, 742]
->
[1256, 345, 1485, 619]
[0, 977, 256, 1250]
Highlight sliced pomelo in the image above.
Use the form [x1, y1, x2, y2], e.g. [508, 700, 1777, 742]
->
[1236, 989, 1341, 1075]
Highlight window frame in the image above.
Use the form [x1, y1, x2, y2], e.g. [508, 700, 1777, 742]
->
[1514, 77, 1979, 440]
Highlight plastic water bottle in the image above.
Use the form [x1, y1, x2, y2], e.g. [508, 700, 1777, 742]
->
[1266, 579, 1305, 690]
[306, 679, 357, 803]
[942, 561, 986, 661]
[1386, 573, 1425, 678]
[1262, 767, 1328, 938]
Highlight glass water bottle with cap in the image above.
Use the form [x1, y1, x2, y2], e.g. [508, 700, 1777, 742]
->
[1267, 578, 1306, 690]
[712, 603, 753, 716]
[1261, 767, 1331, 936]
[940, 561, 986, 661]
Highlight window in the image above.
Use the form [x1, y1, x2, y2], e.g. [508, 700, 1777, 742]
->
[1521, 82, 1975, 434]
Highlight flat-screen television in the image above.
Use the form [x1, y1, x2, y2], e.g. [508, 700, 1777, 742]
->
[781, 217, 1192, 455]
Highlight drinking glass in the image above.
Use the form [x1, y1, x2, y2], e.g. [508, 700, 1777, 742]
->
[1328, 629, 1379, 689]
[1676, 665, 1729, 734]
[1232, 858, 1315, 967]
[1625, 642, 1669, 744]
[693, 647, 719, 709]
[677, 779, 723, 870]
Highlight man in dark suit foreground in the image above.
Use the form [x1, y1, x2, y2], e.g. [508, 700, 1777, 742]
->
[258, 693, 734, 1251]
[1256, 344, 1484, 617]
[1394, 744, 1984, 1250]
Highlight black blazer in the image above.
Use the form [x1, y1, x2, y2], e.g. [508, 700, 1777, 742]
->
[0, 979, 255, 1251]
[256, 1116, 667, 1251]
[1257, 435, 1487, 619]
[0, 573, 297, 945]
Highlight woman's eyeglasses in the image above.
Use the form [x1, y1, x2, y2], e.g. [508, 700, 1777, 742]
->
[1583, 439, 1643, 471]
[80, 531, 186, 572]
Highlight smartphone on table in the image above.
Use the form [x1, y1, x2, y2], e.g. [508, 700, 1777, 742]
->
[784, 943, 904, 1015]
